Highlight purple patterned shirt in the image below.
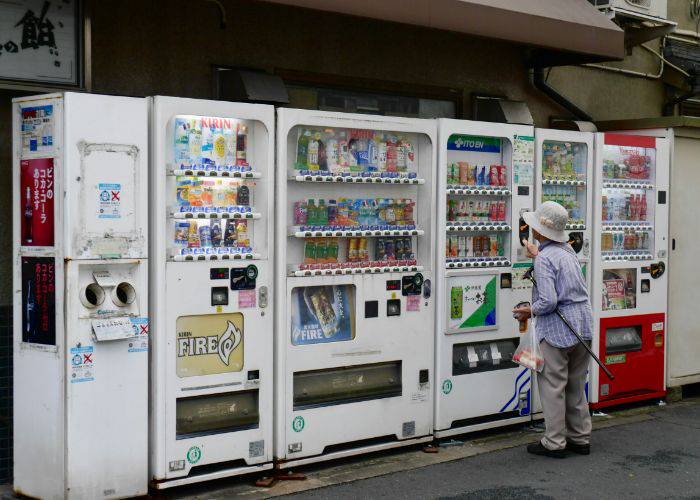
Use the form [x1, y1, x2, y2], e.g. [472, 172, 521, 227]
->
[531, 241, 593, 348]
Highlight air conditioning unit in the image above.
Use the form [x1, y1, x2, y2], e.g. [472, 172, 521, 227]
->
[589, 0, 667, 21]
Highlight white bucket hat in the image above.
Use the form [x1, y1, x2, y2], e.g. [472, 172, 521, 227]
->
[522, 201, 569, 243]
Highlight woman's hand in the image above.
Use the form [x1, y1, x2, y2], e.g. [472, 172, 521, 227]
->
[512, 304, 532, 321]
[522, 239, 538, 258]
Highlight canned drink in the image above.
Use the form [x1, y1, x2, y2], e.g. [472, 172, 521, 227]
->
[385, 237, 395, 260]
[458, 235, 466, 257]
[474, 235, 482, 257]
[490, 236, 498, 257]
[490, 166, 499, 186]
[348, 237, 359, 262]
[498, 201, 506, 221]
[395, 238, 404, 260]
[459, 162, 471, 185]
[451, 286, 463, 320]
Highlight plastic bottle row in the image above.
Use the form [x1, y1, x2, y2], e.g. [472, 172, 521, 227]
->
[602, 192, 648, 222]
[295, 128, 415, 174]
[294, 198, 415, 229]
[174, 116, 249, 168]
[447, 199, 507, 223]
[602, 153, 652, 180]
[447, 163, 508, 187]
[174, 219, 251, 253]
[176, 177, 251, 208]
[446, 234, 506, 259]
[601, 230, 651, 252]
[542, 185, 583, 222]
[302, 237, 416, 267]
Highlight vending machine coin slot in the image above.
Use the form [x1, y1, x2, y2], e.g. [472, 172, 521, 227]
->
[248, 370, 260, 381]
[423, 279, 431, 299]
[387, 299, 401, 317]
[211, 287, 229, 306]
[402, 273, 423, 296]
[658, 191, 666, 204]
[230, 266, 257, 290]
[365, 300, 379, 318]
[517, 186, 529, 196]
[259, 286, 268, 308]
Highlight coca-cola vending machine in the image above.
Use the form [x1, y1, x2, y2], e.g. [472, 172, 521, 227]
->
[590, 133, 670, 408]
[12, 93, 149, 499]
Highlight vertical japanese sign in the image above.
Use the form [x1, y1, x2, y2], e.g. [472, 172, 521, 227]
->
[21, 256, 56, 345]
[20, 158, 54, 246]
[0, 0, 79, 85]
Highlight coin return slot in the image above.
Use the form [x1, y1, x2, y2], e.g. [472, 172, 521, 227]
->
[387, 299, 401, 317]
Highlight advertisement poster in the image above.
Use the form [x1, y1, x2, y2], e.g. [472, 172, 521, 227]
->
[448, 275, 497, 331]
[512, 263, 534, 291]
[21, 256, 56, 345]
[176, 313, 244, 377]
[513, 135, 534, 185]
[20, 104, 54, 154]
[602, 278, 627, 311]
[291, 285, 356, 345]
[20, 158, 54, 246]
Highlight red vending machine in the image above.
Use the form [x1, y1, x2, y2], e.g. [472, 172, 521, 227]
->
[590, 133, 670, 408]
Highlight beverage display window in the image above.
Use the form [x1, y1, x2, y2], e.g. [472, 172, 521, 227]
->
[600, 142, 656, 260]
[444, 134, 513, 268]
[602, 268, 637, 311]
[541, 141, 588, 229]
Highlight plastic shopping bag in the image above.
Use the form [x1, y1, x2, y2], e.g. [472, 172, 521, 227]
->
[512, 319, 544, 372]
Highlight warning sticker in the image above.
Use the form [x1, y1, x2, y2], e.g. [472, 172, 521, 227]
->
[70, 345, 95, 383]
[129, 318, 149, 353]
[97, 183, 121, 219]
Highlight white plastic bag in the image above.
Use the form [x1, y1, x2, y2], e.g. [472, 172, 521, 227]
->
[512, 319, 544, 373]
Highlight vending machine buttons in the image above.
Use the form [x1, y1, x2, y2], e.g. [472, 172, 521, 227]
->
[387, 299, 401, 316]
[211, 287, 229, 306]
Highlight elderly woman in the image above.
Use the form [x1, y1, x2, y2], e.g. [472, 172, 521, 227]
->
[513, 201, 593, 458]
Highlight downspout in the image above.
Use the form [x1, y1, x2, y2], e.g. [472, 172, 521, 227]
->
[532, 66, 593, 122]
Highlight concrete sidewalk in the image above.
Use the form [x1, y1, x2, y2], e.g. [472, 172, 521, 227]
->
[161, 397, 700, 499]
[2, 398, 697, 499]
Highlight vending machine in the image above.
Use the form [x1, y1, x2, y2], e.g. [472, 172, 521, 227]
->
[149, 97, 275, 487]
[13, 93, 149, 499]
[275, 109, 436, 467]
[590, 133, 670, 408]
[434, 119, 539, 438]
[534, 129, 594, 287]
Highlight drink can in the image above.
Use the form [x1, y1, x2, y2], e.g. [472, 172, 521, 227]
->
[490, 166, 499, 186]
[490, 236, 498, 257]
[348, 238, 359, 262]
[474, 235, 482, 256]
[385, 238, 395, 260]
[458, 235, 465, 257]
[451, 286, 463, 319]
[498, 200, 506, 221]
[395, 238, 404, 260]
[377, 237, 386, 261]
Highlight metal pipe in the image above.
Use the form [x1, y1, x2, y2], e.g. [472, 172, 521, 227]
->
[532, 66, 592, 122]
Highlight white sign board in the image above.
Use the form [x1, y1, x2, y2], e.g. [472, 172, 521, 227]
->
[0, 0, 79, 85]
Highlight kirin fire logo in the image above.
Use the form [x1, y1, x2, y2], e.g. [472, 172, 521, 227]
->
[177, 320, 242, 365]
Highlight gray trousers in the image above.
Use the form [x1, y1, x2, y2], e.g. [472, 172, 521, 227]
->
[537, 340, 592, 450]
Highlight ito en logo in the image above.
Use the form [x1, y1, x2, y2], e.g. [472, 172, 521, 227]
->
[292, 416, 305, 433]
[186, 446, 201, 465]
[442, 379, 453, 395]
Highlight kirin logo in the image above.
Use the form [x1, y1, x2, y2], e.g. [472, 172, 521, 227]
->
[177, 321, 242, 365]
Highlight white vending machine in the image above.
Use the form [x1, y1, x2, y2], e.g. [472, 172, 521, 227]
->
[434, 119, 540, 438]
[275, 109, 436, 467]
[534, 129, 594, 287]
[590, 133, 670, 409]
[149, 97, 275, 487]
[13, 93, 149, 499]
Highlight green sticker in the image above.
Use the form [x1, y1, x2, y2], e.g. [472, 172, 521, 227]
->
[186, 445, 202, 464]
[606, 354, 626, 365]
[442, 379, 453, 395]
[292, 416, 305, 432]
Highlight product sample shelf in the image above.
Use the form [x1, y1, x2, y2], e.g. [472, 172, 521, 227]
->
[446, 222, 511, 232]
[290, 226, 422, 238]
[290, 173, 424, 184]
[602, 222, 654, 231]
[565, 223, 586, 230]
[446, 186, 511, 196]
[171, 208, 261, 219]
[172, 250, 260, 262]
[446, 257, 511, 268]
[602, 252, 653, 261]
[169, 166, 262, 178]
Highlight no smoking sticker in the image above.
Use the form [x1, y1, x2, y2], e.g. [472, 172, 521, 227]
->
[70, 345, 95, 383]
[97, 183, 121, 219]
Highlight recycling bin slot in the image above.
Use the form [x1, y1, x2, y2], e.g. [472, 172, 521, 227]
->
[176, 390, 259, 439]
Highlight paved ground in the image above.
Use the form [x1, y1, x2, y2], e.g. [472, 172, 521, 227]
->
[283, 401, 700, 500]
[2, 397, 698, 499]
